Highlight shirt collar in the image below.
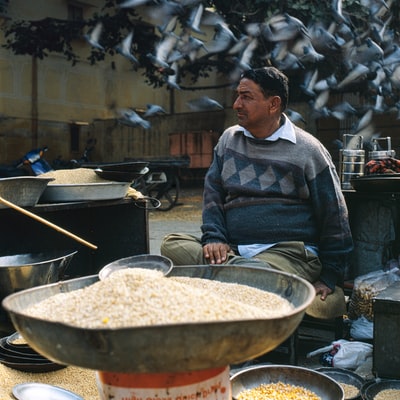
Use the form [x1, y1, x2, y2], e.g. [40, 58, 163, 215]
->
[242, 113, 296, 143]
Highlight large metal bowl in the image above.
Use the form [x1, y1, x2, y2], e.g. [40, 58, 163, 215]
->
[231, 365, 344, 400]
[0, 176, 53, 209]
[2, 265, 315, 373]
[0, 250, 77, 300]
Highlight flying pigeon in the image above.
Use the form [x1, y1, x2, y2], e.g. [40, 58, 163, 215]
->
[83, 22, 104, 51]
[115, 32, 138, 64]
[119, 0, 151, 8]
[117, 109, 151, 130]
[286, 109, 306, 124]
[187, 96, 224, 111]
[143, 104, 167, 117]
[167, 61, 181, 90]
[187, 3, 205, 35]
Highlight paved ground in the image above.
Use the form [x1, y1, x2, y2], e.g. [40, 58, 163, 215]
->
[148, 184, 203, 254]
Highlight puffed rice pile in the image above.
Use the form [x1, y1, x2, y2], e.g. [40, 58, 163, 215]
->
[23, 268, 294, 328]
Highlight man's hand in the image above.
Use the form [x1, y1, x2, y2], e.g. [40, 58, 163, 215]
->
[313, 280, 333, 301]
[203, 243, 232, 264]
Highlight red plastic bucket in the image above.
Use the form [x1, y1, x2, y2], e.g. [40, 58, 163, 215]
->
[96, 365, 231, 400]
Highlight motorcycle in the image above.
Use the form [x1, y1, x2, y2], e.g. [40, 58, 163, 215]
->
[52, 138, 97, 170]
[0, 146, 53, 178]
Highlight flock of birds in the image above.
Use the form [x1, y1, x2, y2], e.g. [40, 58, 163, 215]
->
[83, 0, 400, 149]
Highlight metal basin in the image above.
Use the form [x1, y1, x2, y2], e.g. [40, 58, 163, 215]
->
[362, 379, 400, 400]
[0, 250, 77, 300]
[231, 365, 344, 400]
[316, 367, 364, 399]
[39, 181, 131, 202]
[0, 176, 53, 209]
[2, 265, 315, 373]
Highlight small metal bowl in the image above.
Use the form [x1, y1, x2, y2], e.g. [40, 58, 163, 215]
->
[98, 254, 173, 280]
[13, 383, 81, 400]
[231, 364, 344, 400]
[316, 367, 364, 399]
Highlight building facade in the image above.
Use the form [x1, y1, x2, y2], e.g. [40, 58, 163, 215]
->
[0, 0, 234, 165]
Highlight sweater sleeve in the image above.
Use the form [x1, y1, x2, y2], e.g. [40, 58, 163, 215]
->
[308, 150, 353, 289]
[200, 147, 230, 245]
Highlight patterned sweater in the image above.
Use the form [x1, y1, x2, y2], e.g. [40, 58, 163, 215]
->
[201, 124, 353, 289]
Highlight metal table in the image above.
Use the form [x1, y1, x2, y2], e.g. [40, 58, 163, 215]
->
[343, 190, 400, 279]
[0, 198, 149, 279]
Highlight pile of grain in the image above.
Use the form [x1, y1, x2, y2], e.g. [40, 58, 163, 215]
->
[23, 268, 293, 328]
[237, 382, 321, 400]
[41, 168, 105, 184]
[375, 388, 400, 400]
[340, 382, 359, 399]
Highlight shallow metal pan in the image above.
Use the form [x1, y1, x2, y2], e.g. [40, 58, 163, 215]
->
[98, 161, 149, 172]
[94, 167, 149, 183]
[40, 181, 131, 202]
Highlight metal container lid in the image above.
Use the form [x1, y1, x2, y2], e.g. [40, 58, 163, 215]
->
[368, 150, 396, 160]
[369, 137, 395, 160]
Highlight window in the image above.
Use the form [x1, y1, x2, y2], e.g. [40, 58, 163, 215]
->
[68, 4, 83, 21]
[70, 124, 80, 152]
[0, 0, 9, 16]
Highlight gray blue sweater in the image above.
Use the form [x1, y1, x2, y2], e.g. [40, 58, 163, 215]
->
[201, 124, 353, 290]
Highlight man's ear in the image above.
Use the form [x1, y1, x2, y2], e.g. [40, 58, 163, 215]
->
[270, 96, 282, 112]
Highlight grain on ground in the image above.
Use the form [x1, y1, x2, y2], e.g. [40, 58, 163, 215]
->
[0, 365, 98, 400]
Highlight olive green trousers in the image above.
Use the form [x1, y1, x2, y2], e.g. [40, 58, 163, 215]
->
[160, 233, 346, 320]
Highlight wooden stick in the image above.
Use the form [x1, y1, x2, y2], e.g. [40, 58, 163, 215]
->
[0, 196, 98, 250]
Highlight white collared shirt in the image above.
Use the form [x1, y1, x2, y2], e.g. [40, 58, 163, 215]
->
[242, 113, 297, 143]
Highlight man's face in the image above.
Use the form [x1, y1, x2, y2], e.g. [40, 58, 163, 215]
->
[232, 78, 274, 133]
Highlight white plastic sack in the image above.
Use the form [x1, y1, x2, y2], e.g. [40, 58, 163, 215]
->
[307, 339, 373, 369]
[350, 316, 374, 340]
